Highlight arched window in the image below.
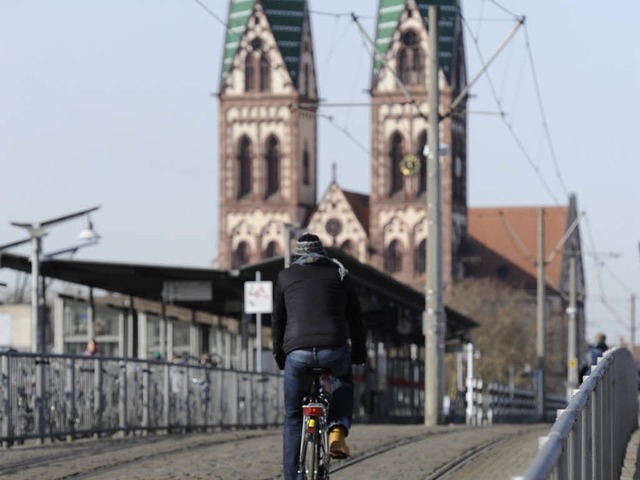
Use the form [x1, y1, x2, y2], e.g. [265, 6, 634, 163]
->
[237, 136, 252, 198]
[304, 63, 310, 96]
[417, 131, 428, 194]
[259, 53, 270, 92]
[397, 30, 422, 85]
[302, 146, 310, 185]
[414, 239, 426, 275]
[265, 135, 280, 197]
[233, 241, 250, 268]
[263, 241, 280, 259]
[245, 54, 255, 92]
[384, 239, 403, 273]
[398, 48, 409, 85]
[390, 132, 404, 195]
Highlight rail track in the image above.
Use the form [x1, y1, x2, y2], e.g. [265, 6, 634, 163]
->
[0, 424, 547, 479]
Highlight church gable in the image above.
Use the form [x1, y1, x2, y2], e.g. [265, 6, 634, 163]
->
[220, 0, 308, 95]
[306, 182, 369, 260]
[372, 0, 458, 90]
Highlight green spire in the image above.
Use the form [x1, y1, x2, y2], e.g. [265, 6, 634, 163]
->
[373, 0, 457, 83]
[221, 0, 307, 87]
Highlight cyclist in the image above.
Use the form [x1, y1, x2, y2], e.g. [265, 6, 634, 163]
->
[272, 233, 367, 480]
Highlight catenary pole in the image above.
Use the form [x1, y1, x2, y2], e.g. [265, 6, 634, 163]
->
[566, 254, 578, 398]
[424, 4, 445, 426]
[536, 208, 546, 421]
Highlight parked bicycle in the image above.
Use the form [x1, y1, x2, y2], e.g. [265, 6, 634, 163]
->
[298, 367, 332, 480]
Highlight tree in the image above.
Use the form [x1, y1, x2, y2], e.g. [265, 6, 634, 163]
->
[445, 278, 538, 394]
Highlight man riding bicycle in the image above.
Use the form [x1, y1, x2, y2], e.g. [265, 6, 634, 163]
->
[272, 233, 367, 480]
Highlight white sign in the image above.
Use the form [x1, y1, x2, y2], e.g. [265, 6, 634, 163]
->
[244, 281, 273, 314]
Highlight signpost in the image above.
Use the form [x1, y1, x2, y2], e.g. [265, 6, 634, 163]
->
[244, 271, 273, 372]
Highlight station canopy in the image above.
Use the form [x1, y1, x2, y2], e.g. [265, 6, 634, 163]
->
[0, 248, 476, 344]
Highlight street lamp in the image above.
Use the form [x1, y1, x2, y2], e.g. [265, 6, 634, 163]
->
[9, 206, 100, 352]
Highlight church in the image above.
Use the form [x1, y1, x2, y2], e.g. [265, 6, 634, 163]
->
[216, 0, 469, 294]
[214, 0, 585, 351]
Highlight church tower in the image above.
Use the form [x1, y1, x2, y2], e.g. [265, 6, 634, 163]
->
[217, 0, 318, 269]
[369, 0, 467, 290]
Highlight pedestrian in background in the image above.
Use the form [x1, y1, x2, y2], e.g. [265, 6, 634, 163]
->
[272, 233, 366, 480]
[82, 338, 101, 356]
[579, 333, 610, 381]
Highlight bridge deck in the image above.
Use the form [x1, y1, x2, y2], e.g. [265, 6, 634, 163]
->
[0, 423, 576, 479]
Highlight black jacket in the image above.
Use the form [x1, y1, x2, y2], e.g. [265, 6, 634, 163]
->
[271, 258, 366, 368]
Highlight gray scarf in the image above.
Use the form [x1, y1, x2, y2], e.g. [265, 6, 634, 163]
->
[292, 253, 349, 281]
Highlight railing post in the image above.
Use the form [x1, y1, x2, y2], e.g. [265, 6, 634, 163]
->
[581, 396, 592, 480]
[1, 355, 12, 447]
[592, 380, 602, 478]
[569, 406, 582, 480]
[142, 365, 150, 435]
[118, 361, 127, 435]
[66, 357, 76, 441]
[35, 356, 46, 444]
[184, 364, 191, 429]
[93, 358, 103, 437]
[163, 363, 170, 432]
[602, 365, 612, 478]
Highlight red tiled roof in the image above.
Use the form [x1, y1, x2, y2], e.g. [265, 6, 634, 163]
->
[467, 206, 569, 291]
[343, 189, 370, 234]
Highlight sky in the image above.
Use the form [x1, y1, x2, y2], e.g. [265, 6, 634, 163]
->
[1, 1, 639, 347]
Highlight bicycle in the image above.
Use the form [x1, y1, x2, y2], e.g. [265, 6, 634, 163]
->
[298, 367, 332, 480]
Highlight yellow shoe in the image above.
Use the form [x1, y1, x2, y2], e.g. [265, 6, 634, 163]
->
[329, 426, 350, 459]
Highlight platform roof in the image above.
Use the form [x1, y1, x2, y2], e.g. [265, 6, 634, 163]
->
[0, 248, 476, 343]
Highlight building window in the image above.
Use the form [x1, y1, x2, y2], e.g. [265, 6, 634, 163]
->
[233, 241, 250, 268]
[414, 239, 426, 275]
[237, 136, 252, 198]
[453, 154, 465, 202]
[245, 54, 255, 92]
[304, 63, 310, 96]
[417, 131, 427, 194]
[390, 132, 404, 195]
[263, 241, 280, 259]
[302, 146, 310, 185]
[244, 38, 270, 93]
[397, 30, 422, 85]
[260, 53, 270, 91]
[384, 239, 403, 273]
[265, 135, 280, 197]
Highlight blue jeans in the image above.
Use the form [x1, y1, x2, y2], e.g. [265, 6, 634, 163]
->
[282, 346, 353, 480]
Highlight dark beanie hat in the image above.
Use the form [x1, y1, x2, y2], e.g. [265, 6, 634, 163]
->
[294, 233, 326, 256]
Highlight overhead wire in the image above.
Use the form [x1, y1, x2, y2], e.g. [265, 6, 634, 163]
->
[192, 0, 227, 27]
[316, 111, 370, 156]
[461, 13, 559, 203]
[522, 25, 570, 198]
[582, 213, 628, 328]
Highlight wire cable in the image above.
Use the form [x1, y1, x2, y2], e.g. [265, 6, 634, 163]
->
[461, 14, 559, 202]
[522, 25, 570, 198]
[192, 0, 227, 27]
[317, 111, 370, 156]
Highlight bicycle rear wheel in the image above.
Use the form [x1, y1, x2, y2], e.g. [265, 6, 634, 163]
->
[302, 429, 319, 480]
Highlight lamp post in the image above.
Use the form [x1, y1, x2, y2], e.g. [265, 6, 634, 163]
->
[10, 206, 100, 352]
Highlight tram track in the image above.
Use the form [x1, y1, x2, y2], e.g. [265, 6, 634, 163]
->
[329, 424, 544, 480]
[0, 424, 545, 479]
[0, 429, 278, 480]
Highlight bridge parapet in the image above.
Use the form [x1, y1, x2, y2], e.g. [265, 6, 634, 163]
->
[513, 347, 639, 480]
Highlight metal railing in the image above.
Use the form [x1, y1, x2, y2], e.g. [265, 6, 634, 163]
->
[513, 347, 639, 479]
[0, 352, 284, 447]
[465, 378, 567, 425]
